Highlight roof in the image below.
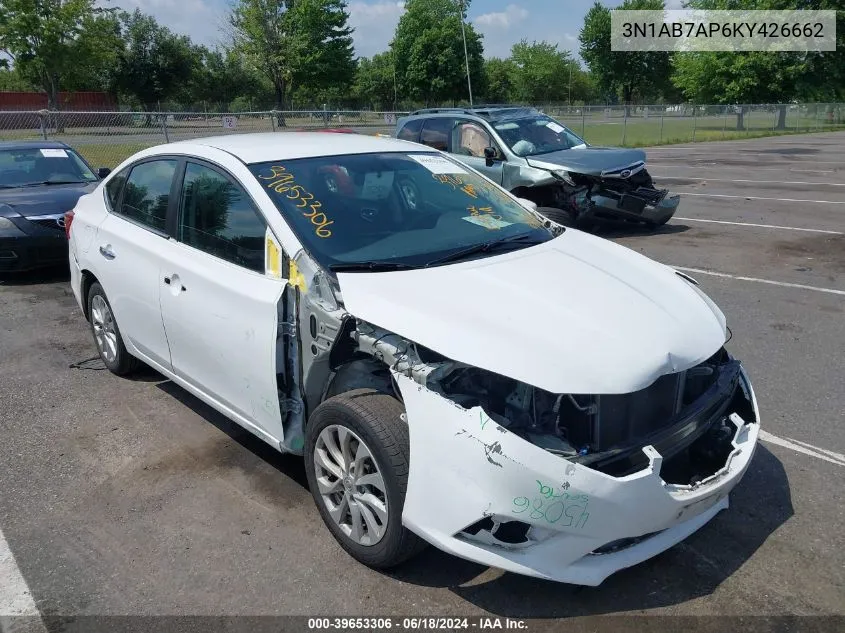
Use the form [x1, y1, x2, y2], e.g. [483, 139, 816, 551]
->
[407, 105, 540, 121]
[0, 140, 72, 151]
[174, 132, 426, 164]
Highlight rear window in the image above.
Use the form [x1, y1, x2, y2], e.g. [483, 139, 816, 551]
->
[419, 118, 457, 152]
[397, 119, 423, 142]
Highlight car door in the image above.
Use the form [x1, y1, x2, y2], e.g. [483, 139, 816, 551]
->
[93, 158, 178, 371]
[156, 159, 286, 444]
[448, 119, 505, 185]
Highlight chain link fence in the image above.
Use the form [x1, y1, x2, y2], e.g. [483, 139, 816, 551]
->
[1, 104, 843, 169]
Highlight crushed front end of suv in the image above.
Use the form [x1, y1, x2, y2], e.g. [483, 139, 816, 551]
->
[70, 134, 757, 586]
[395, 106, 680, 230]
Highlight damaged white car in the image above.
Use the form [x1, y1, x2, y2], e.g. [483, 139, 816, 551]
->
[67, 133, 760, 586]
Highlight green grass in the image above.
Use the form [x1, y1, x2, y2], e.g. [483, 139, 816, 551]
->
[75, 143, 156, 169]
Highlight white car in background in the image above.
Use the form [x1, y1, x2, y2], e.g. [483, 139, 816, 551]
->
[66, 132, 760, 585]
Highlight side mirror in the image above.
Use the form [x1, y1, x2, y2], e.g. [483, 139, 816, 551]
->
[97, 167, 111, 178]
[483, 146, 499, 167]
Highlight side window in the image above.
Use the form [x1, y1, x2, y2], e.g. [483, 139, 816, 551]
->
[178, 162, 267, 273]
[105, 169, 127, 210]
[397, 119, 423, 142]
[419, 118, 457, 151]
[452, 121, 496, 158]
[118, 160, 177, 232]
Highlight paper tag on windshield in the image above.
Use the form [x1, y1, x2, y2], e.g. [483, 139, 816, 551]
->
[40, 149, 68, 158]
[545, 121, 565, 134]
[410, 154, 467, 174]
[461, 215, 512, 230]
[361, 172, 394, 199]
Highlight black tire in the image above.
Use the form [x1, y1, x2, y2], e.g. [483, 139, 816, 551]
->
[536, 206, 576, 227]
[86, 282, 140, 376]
[304, 388, 427, 569]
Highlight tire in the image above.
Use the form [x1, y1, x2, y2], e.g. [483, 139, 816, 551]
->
[304, 389, 426, 569]
[536, 206, 576, 227]
[86, 282, 140, 376]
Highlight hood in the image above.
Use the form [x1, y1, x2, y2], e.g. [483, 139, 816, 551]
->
[336, 231, 727, 395]
[0, 182, 98, 218]
[526, 146, 647, 177]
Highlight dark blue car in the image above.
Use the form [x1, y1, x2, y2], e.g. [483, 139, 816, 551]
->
[0, 141, 110, 272]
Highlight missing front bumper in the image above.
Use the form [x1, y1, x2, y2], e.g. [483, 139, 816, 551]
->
[394, 366, 760, 585]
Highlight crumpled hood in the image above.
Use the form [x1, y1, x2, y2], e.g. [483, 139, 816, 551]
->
[0, 182, 98, 217]
[526, 146, 647, 177]
[336, 230, 726, 395]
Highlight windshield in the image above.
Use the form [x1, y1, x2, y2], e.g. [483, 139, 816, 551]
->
[493, 116, 587, 157]
[0, 147, 98, 188]
[248, 151, 556, 270]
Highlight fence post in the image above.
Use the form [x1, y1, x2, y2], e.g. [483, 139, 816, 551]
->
[581, 107, 585, 137]
[722, 105, 728, 137]
[269, 110, 277, 132]
[772, 105, 777, 131]
[659, 110, 664, 144]
[160, 112, 170, 143]
[622, 107, 627, 145]
[38, 109, 49, 140]
[692, 106, 697, 142]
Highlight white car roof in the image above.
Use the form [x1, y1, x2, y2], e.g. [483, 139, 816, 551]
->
[169, 132, 426, 164]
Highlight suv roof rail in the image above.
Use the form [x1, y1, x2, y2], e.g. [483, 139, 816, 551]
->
[409, 107, 474, 115]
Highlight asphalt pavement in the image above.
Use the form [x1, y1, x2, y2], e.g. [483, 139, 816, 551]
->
[1, 131, 843, 632]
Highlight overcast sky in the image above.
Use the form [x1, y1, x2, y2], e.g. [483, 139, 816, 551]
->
[102, 0, 687, 62]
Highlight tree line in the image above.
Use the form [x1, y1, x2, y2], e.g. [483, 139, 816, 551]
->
[1, 0, 843, 115]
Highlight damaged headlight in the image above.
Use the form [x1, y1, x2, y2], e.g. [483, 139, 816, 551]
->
[552, 169, 576, 186]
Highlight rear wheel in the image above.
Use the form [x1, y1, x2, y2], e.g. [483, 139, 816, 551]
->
[87, 282, 139, 375]
[304, 389, 426, 569]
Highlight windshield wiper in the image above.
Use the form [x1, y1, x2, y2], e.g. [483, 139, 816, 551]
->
[329, 261, 418, 273]
[21, 180, 91, 187]
[424, 233, 547, 267]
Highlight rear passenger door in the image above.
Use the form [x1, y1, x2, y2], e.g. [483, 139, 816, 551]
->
[94, 158, 178, 371]
[449, 119, 505, 185]
[156, 159, 287, 445]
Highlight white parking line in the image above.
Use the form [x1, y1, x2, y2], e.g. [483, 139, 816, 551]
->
[759, 430, 845, 467]
[677, 192, 845, 204]
[674, 217, 843, 235]
[656, 176, 845, 186]
[0, 528, 40, 621]
[671, 266, 845, 297]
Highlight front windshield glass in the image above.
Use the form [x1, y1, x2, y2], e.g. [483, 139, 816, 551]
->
[493, 116, 587, 157]
[248, 152, 556, 270]
[0, 147, 98, 188]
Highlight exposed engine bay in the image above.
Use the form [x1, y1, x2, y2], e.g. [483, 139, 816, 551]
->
[521, 164, 672, 225]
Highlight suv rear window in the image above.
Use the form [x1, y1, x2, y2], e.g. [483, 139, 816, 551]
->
[397, 119, 423, 142]
[419, 118, 457, 152]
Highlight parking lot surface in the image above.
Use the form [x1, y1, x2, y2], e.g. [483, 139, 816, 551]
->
[1, 132, 844, 631]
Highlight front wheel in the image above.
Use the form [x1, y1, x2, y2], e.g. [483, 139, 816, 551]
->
[535, 206, 576, 228]
[304, 389, 426, 569]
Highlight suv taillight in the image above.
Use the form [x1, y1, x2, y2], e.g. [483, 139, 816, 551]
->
[64, 210, 74, 240]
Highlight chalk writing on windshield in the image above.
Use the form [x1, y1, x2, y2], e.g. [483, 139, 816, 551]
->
[258, 165, 334, 238]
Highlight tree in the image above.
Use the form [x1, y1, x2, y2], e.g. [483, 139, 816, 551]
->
[110, 10, 195, 112]
[391, 0, 484, 105]
[672, 0, 841, 129]
[579, 0, 672, 108]
[482, 57, 516, 103]
[0, 0, 122, 109]
[354, 53, 397, 110]
[509, 40, 588, 105]
[182, 47, 270, 110]
[229, 0, 356, 115]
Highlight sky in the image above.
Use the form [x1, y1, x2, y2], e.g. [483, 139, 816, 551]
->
[99, 0, 672, 62]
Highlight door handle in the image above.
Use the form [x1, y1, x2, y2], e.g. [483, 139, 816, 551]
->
[163, 276, 186, 292]
[98, 244, 115, 259]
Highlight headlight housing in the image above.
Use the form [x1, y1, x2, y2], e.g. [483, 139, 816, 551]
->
[552, 169, 576, 186]
[0, 217, 18, 232]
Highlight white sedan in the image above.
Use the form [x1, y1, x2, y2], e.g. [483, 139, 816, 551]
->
[66, 132, 760, 585]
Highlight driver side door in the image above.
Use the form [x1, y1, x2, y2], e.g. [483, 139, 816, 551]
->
[448, 119, 505, 185]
